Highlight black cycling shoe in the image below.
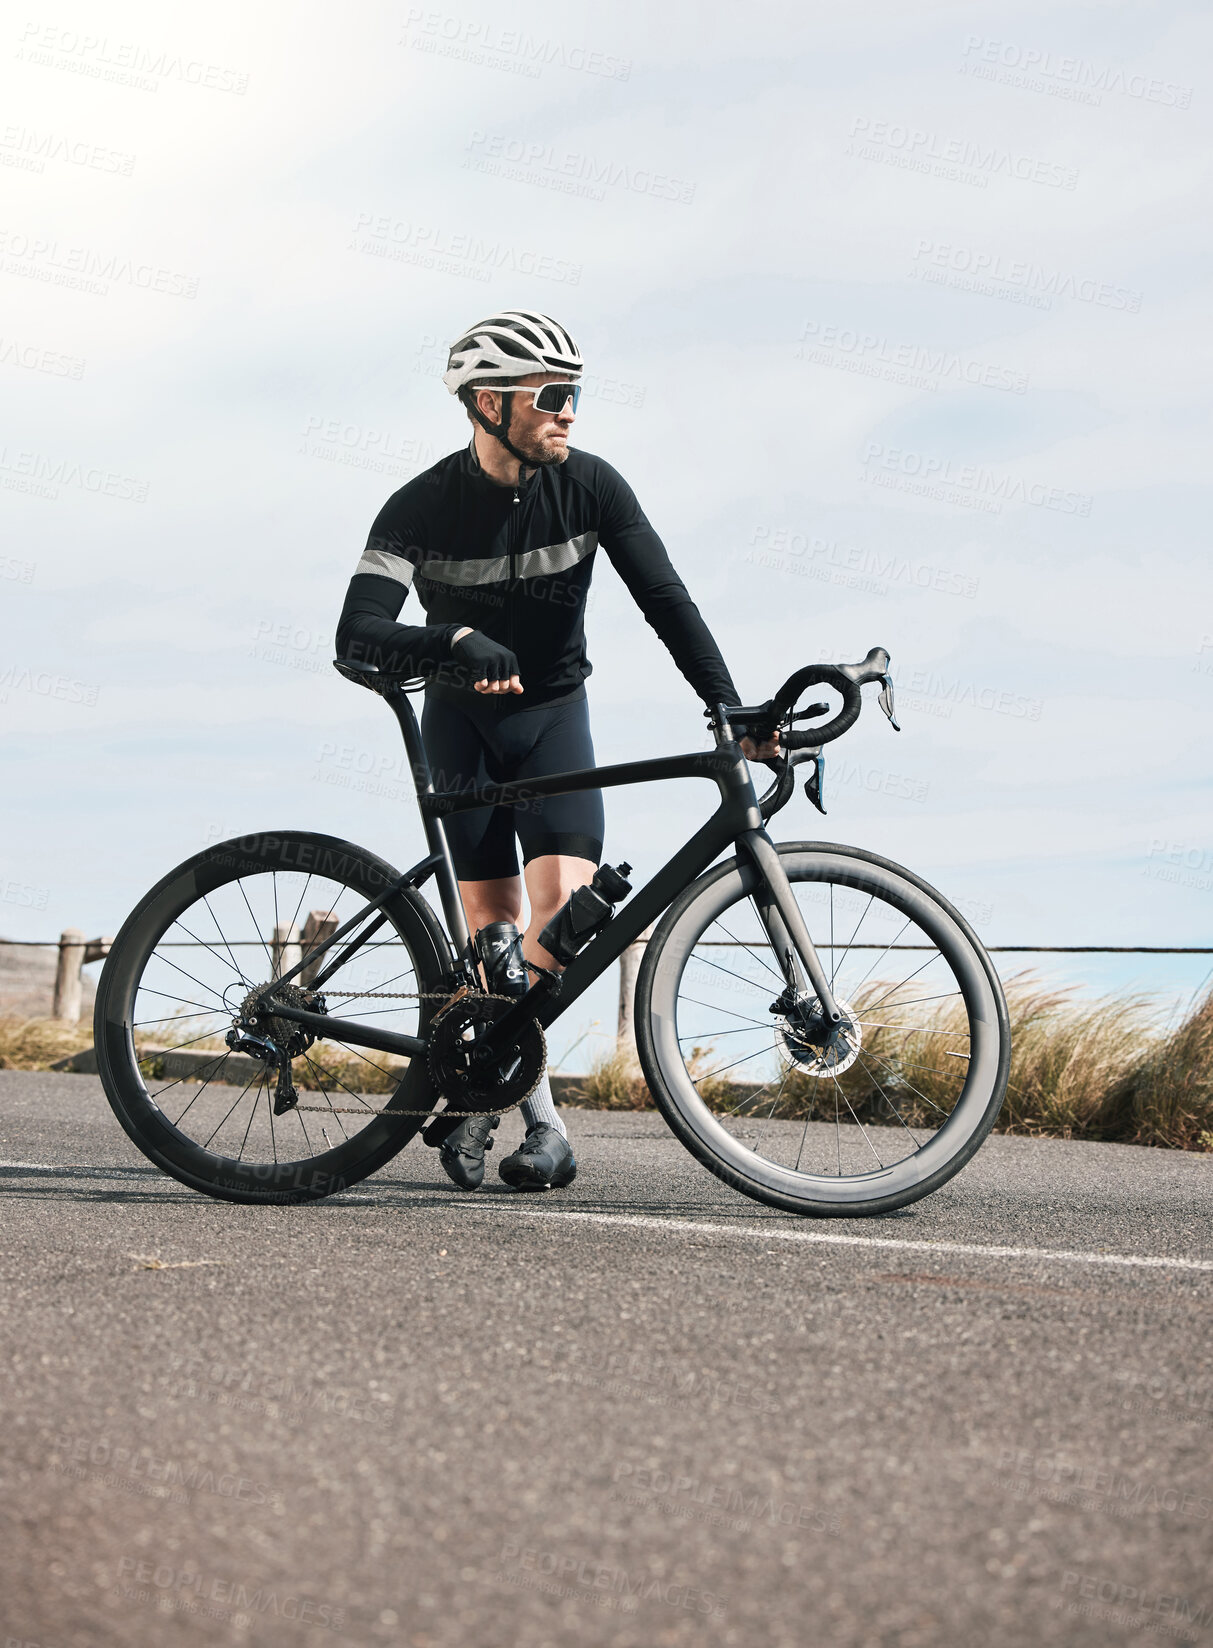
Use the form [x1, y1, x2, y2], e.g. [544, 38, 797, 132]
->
[432, 1113, 500, 1191]
[498, 1124, 577, 1191]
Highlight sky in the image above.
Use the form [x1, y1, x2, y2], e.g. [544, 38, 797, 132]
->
[2, 0, 1210, 1068]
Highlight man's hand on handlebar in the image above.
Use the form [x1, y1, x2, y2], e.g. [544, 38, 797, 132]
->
[739, 730, 782, 762]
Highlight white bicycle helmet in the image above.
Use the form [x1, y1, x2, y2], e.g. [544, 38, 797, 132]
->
[443, 310, 583, 394]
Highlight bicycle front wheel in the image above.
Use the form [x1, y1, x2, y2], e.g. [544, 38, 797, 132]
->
[635, 841, 1010, 1217]
[94, 832, 452, 1203]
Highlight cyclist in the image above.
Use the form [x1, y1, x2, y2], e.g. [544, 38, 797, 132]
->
[336, 309, 778, 1192]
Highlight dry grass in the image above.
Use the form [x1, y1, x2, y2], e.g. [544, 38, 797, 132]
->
[6, 975, 1213, 1149]
[0, 1015, 96, 1070]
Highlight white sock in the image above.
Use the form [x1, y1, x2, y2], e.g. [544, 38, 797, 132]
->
[520, 1071, 566, 1137]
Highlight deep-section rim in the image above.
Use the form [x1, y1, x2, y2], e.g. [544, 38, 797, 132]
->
[636, 840, 1010, 1217]
[93, 832, 451, 1204]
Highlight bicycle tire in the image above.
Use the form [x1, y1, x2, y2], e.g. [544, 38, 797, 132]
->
[94, 831, 452, 1204]
[635, 841, 1010, 1218]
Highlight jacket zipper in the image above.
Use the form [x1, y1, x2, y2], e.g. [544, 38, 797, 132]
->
[508, 483, 520, 654]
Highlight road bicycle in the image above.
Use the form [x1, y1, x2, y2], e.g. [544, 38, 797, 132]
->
[94, 647, 1010, 1216]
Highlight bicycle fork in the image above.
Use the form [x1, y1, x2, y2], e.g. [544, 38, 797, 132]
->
[736, 830, 843, 1023]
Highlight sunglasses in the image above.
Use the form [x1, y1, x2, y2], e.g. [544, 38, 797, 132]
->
[493, 381, 582, 414]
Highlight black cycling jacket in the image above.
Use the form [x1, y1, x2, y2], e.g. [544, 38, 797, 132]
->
[335, 438, 740, 710]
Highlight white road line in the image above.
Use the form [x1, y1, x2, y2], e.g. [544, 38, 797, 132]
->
[4, 1161, 1210, 1274]
[457, 1207, 1213, 1274]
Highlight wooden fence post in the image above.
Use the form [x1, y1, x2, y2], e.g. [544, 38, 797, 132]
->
[616, 923, 654, 1071]
[301, 910, 339, 985]
[272, 923, 302, 981]
[52, 929, 86, 1023]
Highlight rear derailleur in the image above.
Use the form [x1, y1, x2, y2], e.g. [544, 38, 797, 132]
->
[226, 982, 327, 1114]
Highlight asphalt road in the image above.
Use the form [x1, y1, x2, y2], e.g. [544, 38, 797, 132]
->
[2, 1071, 1211, 1648]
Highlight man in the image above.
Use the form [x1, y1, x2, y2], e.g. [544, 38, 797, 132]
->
[336, 310, 778, 1192]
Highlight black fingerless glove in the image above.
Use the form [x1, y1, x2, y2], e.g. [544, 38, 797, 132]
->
[450, 629, 521, 687]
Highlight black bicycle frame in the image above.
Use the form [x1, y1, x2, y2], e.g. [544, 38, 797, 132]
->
[261, 683, 843, 1061]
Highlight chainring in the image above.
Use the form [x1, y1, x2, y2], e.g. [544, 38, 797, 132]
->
[427, 991, 546, 1116]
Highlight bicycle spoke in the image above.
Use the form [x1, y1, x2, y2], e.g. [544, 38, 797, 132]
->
[851, 1051, 930, 1147]
[299, 1054, 352, 1141]
[844, 914, 914, 997]
[677, 996, 775, 1031]
[133, 1009, 218, 1030]
[193, 900, 253, 990]
[835, 893, 875, 979]
[690, 1042, 776, 1086]
[234, 876, 276, 977]
[300, 1054, 377, 1114]
[858, 1043, 951, 1118]
[717, 903, 784, 986]
[147, 950, 231, 1010]
[168, 1053, 237, 1127]
[282, 872, 316, 961]
[201, 1071, 265, 1150]
[863, 961, 947, 1015]
[689, 949, 776, 997]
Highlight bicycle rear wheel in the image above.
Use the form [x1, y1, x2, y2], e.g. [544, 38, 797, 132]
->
[635, 841, 1010, 1217]
[94, 832, 452, 1203]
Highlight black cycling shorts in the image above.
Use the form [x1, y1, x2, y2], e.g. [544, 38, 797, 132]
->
[420, 688, 604, 881]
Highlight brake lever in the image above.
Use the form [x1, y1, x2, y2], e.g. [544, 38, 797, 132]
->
[878, 673, 900, 731]
[797, 748, 826, 814]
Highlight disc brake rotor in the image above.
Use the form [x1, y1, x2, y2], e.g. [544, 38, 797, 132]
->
[777, 994, 861, 1078]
